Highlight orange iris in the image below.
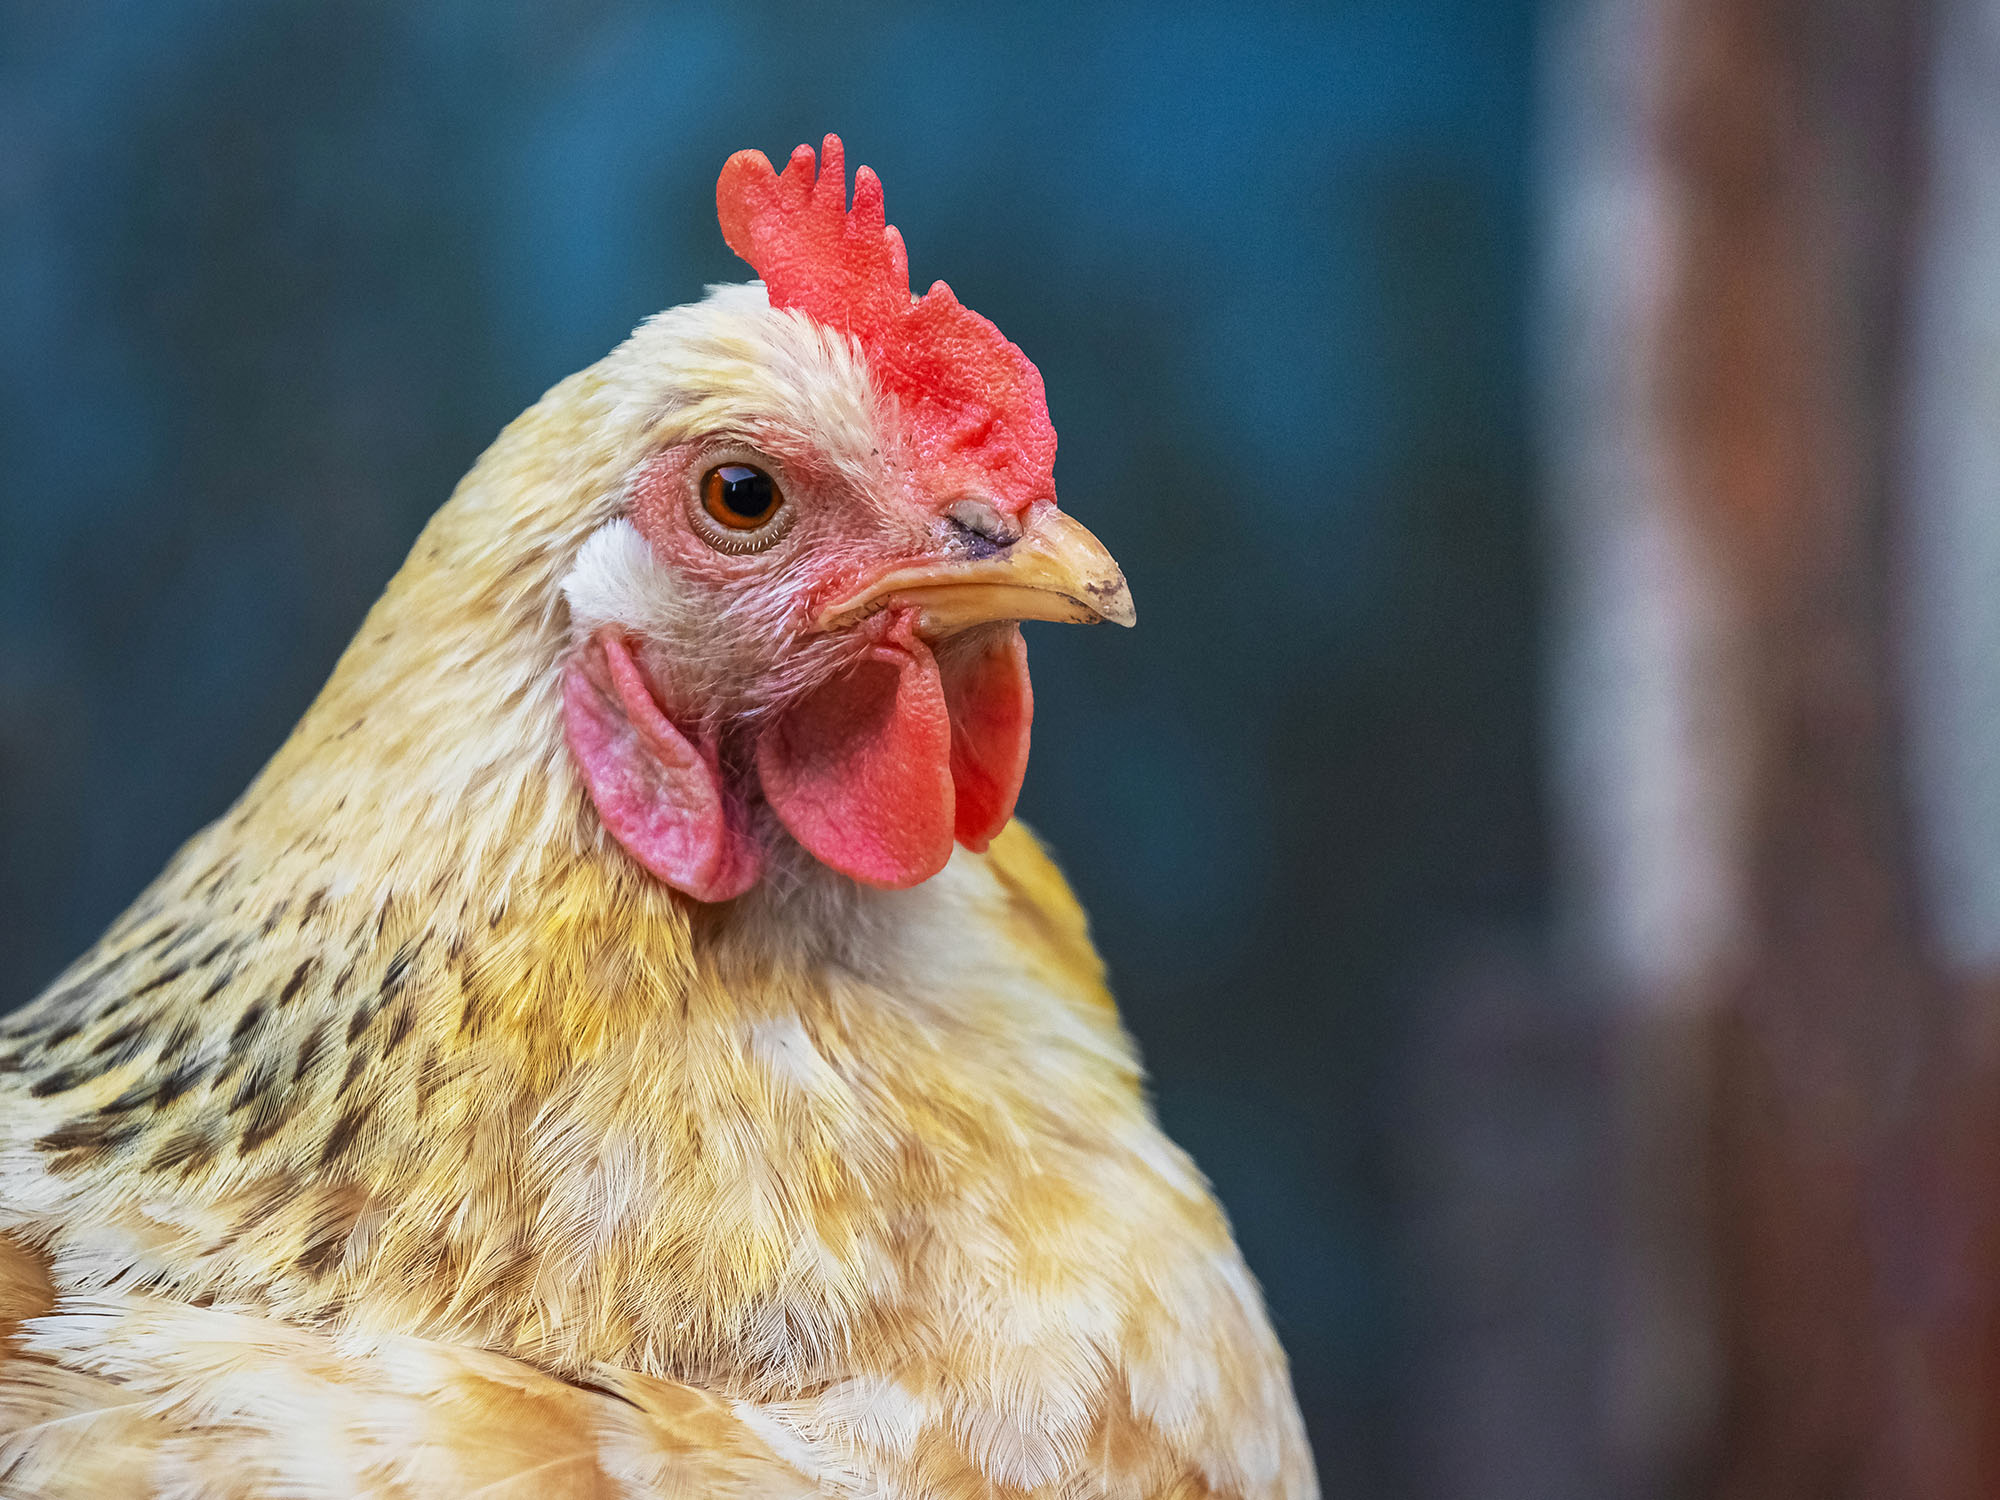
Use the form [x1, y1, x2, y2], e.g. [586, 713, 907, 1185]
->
[700, 464, 783, 530]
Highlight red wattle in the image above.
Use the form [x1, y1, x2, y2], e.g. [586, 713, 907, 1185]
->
[756, 619, 957, 889]
[561, 632, 762, 902]
[940, 625, 1033, 851]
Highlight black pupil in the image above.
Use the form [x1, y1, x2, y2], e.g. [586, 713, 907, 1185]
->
[715, 465, 774, 521]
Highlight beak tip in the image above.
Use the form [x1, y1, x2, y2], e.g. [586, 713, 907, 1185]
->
[1086, 574, 1136, 628]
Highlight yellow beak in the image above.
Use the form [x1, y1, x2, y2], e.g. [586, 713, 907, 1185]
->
[817, 508, 1136, 637]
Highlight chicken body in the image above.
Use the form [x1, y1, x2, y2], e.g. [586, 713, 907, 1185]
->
[0, 142, 1316, 1499]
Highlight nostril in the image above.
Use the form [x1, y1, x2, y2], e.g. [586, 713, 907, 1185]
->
[944, 497, 1021, 550]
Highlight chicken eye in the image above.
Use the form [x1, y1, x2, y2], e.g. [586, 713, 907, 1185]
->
[700, 465, 783, 531]
[683, 459, 796, 555]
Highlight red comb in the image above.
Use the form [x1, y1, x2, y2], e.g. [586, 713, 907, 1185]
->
[716, 135, 1057, 513]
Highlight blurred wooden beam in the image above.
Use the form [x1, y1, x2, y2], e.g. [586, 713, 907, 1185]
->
[1651, 1, 1980, 1495]
[1542, 0, 2000, 1493]
[1540, 0, 1729, 1487]
[1899, 0, 2000, 1491]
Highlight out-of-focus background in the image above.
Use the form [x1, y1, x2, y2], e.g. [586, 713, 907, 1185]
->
[6, 1, 1998, 1495]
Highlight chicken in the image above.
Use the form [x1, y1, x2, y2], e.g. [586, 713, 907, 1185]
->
[0, 136, 1317, 1499]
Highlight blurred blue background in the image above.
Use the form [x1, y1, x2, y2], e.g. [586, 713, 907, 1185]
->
[0, 3, 1546, 1490]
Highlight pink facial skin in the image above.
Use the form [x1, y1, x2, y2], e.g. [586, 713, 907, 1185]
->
[561, 632, 762, 902]
[562, 439, 1036, 896]
[563, 134, 1054, 900]
[757, 611, 958, 888]
[939, 624, 1033, 851]
[564, 605, 1034, 896]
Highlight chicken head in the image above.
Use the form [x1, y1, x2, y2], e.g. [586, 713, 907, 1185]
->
[558, 136, 1132, 901]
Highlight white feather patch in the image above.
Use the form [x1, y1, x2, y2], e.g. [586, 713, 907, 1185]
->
[560, 519, 693, 642]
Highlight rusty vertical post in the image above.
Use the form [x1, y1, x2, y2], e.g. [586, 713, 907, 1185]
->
[1650, 0, 1976, 1494]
